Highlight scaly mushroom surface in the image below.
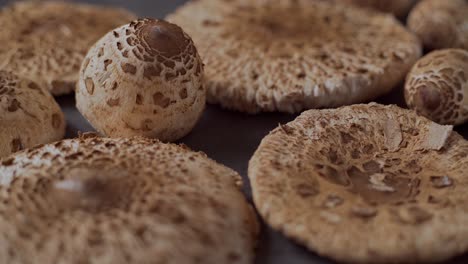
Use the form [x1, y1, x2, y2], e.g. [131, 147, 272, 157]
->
[249, 103, 468, 263]
[76, 19, 205, 142]
[405, 49, 468, 125]
[0, 70, 65, 158]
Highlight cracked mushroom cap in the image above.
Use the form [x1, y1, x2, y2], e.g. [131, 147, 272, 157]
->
[0, 1, 136, 95]
[76, 18, 205, 142]
[249, 103, 468, 263]
[0, 136, 258, 264]
[336, 0, 418, 18]
[167, 0, 421, 114]
[405, 49, 468, 126]
[0, 71, 65, 158]
[408, 0, 468, 51]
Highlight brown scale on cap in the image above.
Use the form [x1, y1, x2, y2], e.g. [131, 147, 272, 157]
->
[0, 136, 258, 264]
[0, 71, 65, 158]
[76, 19, 205, 142]
[408, 0, 468, 51]
[0, 1, 137, 95]
[168, 0, 421, 113]
[405, 49, 468, 125]
[249, 103, 468, 263]
[336, 0, 419, 18]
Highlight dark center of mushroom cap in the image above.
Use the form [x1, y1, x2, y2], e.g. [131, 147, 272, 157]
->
[140, 19, 188, 58]
[415, 85, 442, 112]
[52, 168, 131, 212]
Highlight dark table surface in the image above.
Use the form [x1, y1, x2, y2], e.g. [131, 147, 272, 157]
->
[1, 1, 467, 263]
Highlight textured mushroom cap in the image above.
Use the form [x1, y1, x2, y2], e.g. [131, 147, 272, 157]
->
[167, 0, 421, 114]
[249, 103, 468, 263]
[0, 136, 258, 264]
[76, 19, 205, 142]
[337, 0, 418, 18]
[408, 0, 468, 51]
[405, 49, 468, 125]
[0, 71, 65, 158]
[0, 1, 136, 95]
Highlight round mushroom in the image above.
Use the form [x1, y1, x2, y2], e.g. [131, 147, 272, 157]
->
[168, 0, 422, 113]
[408, 0, 468, 51]
[0, 135, 258, 264]
[249, 103, 468, 263]
[76, 18, 205, 142]
[0, 1, 136, 95]
[336, 0, 418, 18]
[0, 70, 65, 159]
[405, 49, 468, 125]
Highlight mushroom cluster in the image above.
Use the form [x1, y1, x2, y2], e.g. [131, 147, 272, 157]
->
[0, 70, 65, 158]
[0, 0, 467, 264]
[76, 18, 205, 142]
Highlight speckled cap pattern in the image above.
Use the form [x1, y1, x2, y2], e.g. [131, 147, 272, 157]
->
[249, 103, 468, 263]
[0, 136, 258, 264]
[0, 1, 136, 95]
[0, 70, 65, 158]
[168, 0, 422, 113]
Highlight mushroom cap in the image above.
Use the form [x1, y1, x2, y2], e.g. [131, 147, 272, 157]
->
[337, 0, 418, 18]
[408, 0, 468, 51]
[0, 135, 258, 264]
[0, 70, 65, 158]
[76, 18, 205, 142]
[405, 49, 468, 125]
[0, 1, 137, 95]
[249, 103, 468, 263]
[167, 0, 421, 113]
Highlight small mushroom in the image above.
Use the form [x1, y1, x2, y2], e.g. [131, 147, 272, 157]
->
[76, 19, 205, 142]
[337, 0, 419, 18]
[0, 70, 65, 158]
[0, 1, 136, 95]
[0, 136, 258, 264]
[405, 49, 468, 125]
[249, 103, 468, 263]
[168, 0, 421, 113]
[408, 0, 468, 51]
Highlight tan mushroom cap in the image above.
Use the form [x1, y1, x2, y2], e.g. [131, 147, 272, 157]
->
[168, 0, 421, 113]
[0, 1, 137, 95]
[405, 49, 468, 126]
[76, 18, 205, 142]
[0, 135, 258, 264]
[249, 103, 468, 263]
[408, 0, 468, 51]
[0, 70, 65, 158]
[336, 0, 418, 18]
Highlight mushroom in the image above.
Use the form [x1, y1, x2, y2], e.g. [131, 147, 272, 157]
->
[0, 135, 258, 264]
[408, 0, 468, 51]
[0, 70, 65, 158]
[405, 49, 468, 125]
[0, 1, 136, 95]
[167, 0, 421, 113]
[249, 103, 468, 263]
[336, 0, 418, 18]
[76, 19, 205, 142]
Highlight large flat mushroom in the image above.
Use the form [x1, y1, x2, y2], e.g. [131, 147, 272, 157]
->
[249, 103, 468, 263]
[336, 0, 418, 18]
[0, 70, 65, 158]
[168, 0, 422, 113]
[0, 135, 258, 264]
[0, 1, 136, 95]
